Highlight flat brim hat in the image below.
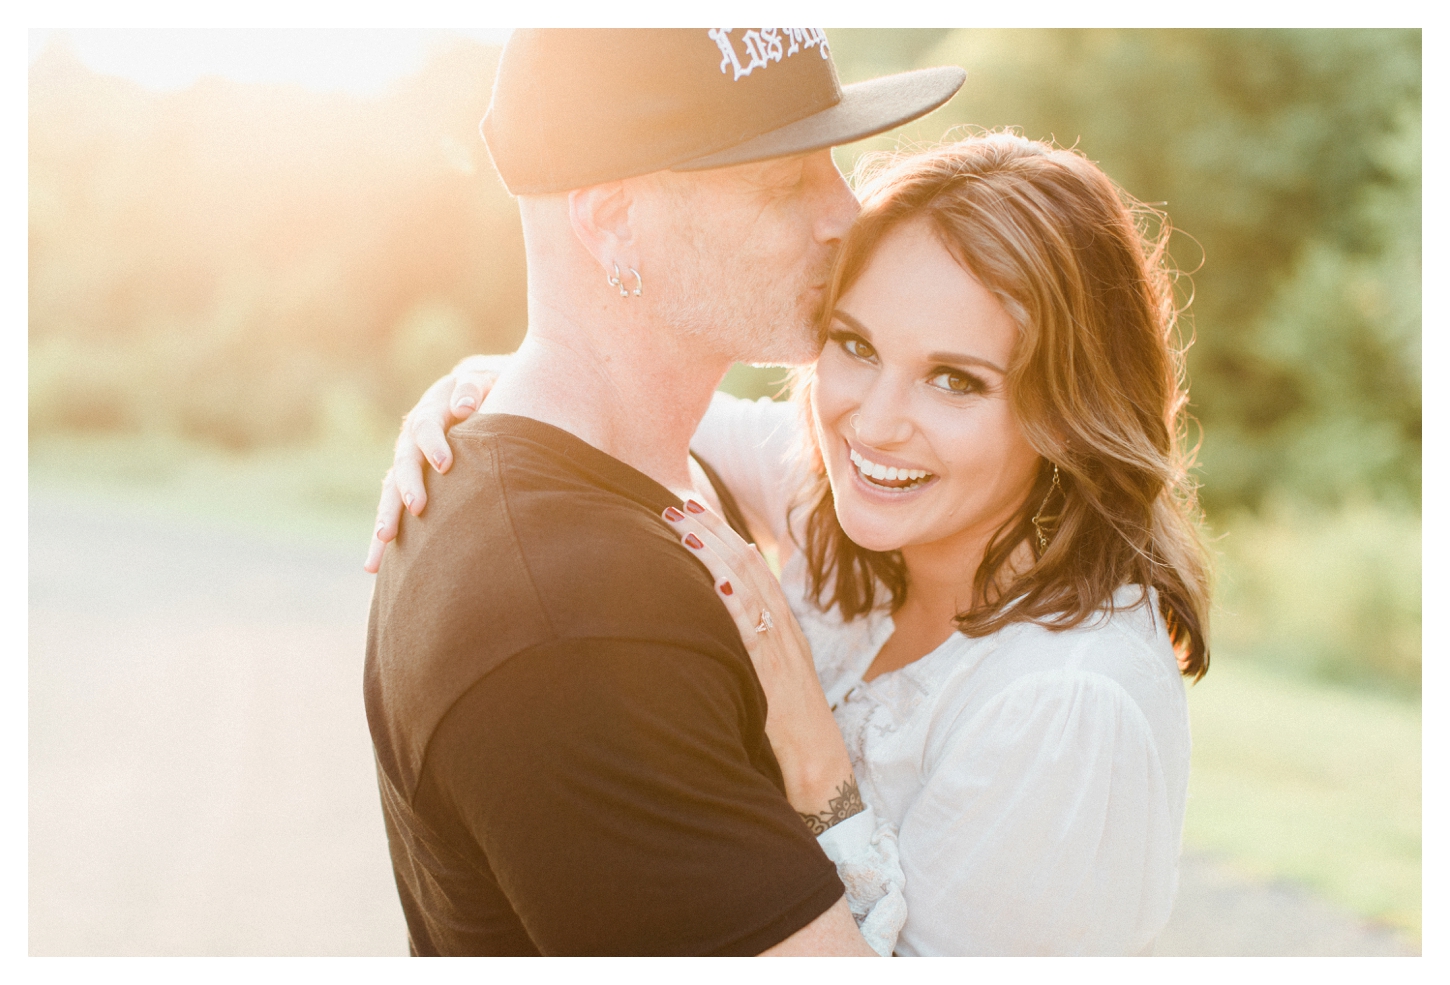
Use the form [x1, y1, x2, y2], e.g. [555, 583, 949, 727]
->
[482, 29, 966, 195]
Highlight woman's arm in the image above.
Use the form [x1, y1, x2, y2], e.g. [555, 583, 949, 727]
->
[664, 500, 906, 956]
[894, 668, 1182, 956]
[365, 364, 807, 572]
[690, 392, 806, 558]
[364, 354, 512, 572]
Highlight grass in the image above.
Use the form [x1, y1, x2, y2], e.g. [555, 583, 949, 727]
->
[1182, 660, 1421, 941]
[29, 430, 389, 551]
[29, 429, 1423, 942]
[1209, 499, 1421, 697]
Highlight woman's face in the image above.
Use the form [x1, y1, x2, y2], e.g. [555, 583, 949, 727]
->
[812, 218, 1042, 558]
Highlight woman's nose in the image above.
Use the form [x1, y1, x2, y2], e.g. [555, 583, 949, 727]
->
[849, 388, 912, 448]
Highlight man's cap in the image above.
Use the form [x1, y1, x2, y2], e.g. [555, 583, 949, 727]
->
[481, 29, 966, 195]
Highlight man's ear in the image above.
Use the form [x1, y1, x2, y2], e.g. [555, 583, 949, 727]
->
[567, 181, 636, 275]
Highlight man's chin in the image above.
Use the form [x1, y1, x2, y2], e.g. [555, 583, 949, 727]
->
[741, 315, 824, 367]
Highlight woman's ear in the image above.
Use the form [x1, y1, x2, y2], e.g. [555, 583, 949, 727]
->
[567, 181, 635, 275]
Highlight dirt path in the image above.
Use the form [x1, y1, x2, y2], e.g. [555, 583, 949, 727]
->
[29, 488, 403, 955]
[27, 488, 1417, 956]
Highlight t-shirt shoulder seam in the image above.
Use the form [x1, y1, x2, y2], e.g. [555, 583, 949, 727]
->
[490, 435, 559, 641]
[414, 631, 748, 801]
[411, 638, 568, 810]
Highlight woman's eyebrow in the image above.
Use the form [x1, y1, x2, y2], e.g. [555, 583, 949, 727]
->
[833, 309, 1007, 375]
[831, 309, 874, 339]
[926, 349, 1006, 375]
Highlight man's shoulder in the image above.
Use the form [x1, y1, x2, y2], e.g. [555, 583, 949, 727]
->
[409, 416, 730, 638]
[366, 413, 749, 798]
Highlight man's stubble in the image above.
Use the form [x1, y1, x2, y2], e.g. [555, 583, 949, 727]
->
[647, 188, 831, 370]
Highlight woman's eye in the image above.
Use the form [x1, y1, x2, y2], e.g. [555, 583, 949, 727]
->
[928, 370, 982, 395]
[842, 338, 876, 361]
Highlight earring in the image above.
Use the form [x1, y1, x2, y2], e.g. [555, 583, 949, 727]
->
[607, 263, 643, 298]
[1031, 464, 1063, 553]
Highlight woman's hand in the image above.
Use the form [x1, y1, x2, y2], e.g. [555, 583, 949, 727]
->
[364, 354, 510, 573]
[663, 500, 863, 833]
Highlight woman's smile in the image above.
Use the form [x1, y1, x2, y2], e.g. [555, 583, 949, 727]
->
[846, 443, 936, 491]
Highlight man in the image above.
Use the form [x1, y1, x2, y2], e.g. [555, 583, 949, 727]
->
[365, 28, 963, 955]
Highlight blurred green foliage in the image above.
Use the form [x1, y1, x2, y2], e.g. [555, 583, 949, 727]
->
[29, 30, 1421, 693]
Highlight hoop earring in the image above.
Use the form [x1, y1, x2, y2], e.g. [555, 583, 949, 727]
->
[607, 263, 627, 297]
[607, 263, 643, 298]
[1031, 464, 1063, 553]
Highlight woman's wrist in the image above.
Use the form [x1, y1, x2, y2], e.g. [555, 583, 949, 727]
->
[777, 735, 862, 834]
[792, 770, 865, 835]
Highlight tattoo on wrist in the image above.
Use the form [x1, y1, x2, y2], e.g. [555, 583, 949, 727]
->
[798, 778, 865, 835]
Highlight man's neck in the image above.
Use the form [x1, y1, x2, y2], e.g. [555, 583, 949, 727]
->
[482, 302, 731, 494]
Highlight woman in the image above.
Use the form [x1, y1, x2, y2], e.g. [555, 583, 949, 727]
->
[373, 132, 1210, 955]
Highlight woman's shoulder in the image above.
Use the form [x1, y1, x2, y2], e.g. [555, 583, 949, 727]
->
[919, 586, 1185, 743]
[995, 585, 1177, 678]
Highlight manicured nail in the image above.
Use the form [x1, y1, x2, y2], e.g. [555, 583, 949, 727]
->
[685, 499, 706, 514]
[720, 581, 733, 596]
[456, 397, 476, 412]
[433, 457, 448, 471]
[663, 506, 685, 522]
[403, 493, 414, 509]
[684, 533, 703, 549]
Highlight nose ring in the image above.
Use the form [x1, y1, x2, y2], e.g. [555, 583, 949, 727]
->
[850, 414, 861, 431]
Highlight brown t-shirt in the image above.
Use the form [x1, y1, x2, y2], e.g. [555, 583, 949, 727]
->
[364, 413, 843, 955]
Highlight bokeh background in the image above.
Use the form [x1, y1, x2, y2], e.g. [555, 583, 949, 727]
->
[28, 29, 1421, 954]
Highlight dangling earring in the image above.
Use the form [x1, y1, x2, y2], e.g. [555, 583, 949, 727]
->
[628, 267, 643, 297]
[1032, 464, 1063, 553]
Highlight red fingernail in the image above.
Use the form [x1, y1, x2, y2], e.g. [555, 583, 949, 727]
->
[663, 507, 684, 522]
[685, 500, 706, 514]
[684, 533, 703, 549]
[720, 581, 733, 596]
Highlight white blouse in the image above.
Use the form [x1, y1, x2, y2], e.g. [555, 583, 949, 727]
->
[692, 393, 1191, 956]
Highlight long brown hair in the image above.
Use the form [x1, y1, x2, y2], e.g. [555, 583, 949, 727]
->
[794, 132, 1211, 679]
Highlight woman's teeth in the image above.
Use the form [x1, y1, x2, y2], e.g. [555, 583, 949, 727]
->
[849, 448, 933, 489]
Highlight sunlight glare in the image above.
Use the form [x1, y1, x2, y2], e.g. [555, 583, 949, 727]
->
[29, 29, 512, 97]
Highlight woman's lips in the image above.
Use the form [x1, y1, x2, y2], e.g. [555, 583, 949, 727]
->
[847, 446, 935, 491]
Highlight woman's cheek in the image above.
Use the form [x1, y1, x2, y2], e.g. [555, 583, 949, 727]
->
[812, 357, 856, 423]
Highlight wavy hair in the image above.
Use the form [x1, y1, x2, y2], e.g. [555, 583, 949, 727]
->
[793, 132, 1212, 678]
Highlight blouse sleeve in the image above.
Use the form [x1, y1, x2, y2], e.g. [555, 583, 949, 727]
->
[815, 806, 907, 956]
[690, 392, 806, 548]
[895, 668, 1180, 956]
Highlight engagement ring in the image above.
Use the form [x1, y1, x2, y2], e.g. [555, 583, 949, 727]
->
[755, 609, 774, 634]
